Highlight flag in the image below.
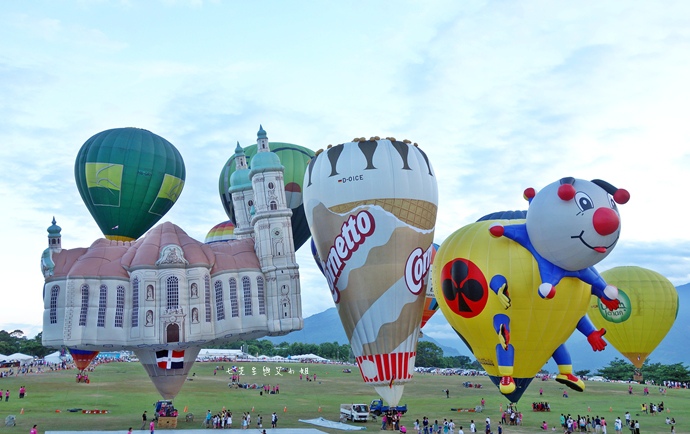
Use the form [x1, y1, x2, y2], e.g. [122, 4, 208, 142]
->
[156, 349, 184, 369]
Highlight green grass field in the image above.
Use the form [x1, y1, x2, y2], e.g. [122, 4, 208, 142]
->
[0, 362, 686, 433]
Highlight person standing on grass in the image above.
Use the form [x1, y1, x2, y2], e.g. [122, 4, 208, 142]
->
[149, 420, 155, 434]
[140, 411, 147, 430]
[30, 425, 38, 434]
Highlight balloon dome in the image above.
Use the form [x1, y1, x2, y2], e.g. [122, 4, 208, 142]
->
[74, 127, 186, 241]
[205, 220, 236, 243]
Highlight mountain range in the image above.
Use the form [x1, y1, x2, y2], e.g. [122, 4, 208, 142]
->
[267, 283, 688, 373]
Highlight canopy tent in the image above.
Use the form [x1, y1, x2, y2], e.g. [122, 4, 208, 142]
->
[197, 349, 245, 358]
[0, 354, 7, 362]
[44, 351, 65, 364]
[4, 353, 33, 364]
[291, 354, 329, 362]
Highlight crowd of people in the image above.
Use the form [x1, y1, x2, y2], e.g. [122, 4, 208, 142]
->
[640, 401, 665, 415]
[200, 408, 278, 429]
[558, 413, 650, 434]
[532, 402, 551, 412]
[413, 416, 459, 434]
[381, 411, 405, 431]
[501, 404, 522, 425]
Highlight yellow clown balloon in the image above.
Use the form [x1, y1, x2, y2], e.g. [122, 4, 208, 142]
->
[588, 266, 679, 369]
[434, 219, 600, 402]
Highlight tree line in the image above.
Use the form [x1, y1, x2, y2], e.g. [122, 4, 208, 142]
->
[0, 330, 51, 358]
[583, 357, 690, 383]
[2, 329, 689, 382]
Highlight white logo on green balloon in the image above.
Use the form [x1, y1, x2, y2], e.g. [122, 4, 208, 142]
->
[598, 289, 631, 323]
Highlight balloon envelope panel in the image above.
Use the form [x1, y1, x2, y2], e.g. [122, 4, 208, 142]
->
[587, 266, 678, 368]
[434, 220, 590, 387]
[74, 128, 186, 241]
[134, 347, 201, 400]
[219, 142, 314, 250]
[304, 139, 438, 405]
[421, 243, 440, 329]
[205, 220, 236, 243]
[68, 348, 99, 371]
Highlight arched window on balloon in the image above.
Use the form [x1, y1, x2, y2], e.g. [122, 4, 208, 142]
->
[97, 284, 108, 327]
[49, 285, 59, 324]
[269, 200, 278, 211]
[257, 276, 266, 315]
[79, 284, 89, 326]
[132, 277, 139, 327]
[115, 285, 125, 328]
[166, 276, 179, 310]
[204, 275, 211, 323]
[229, 278, 239, 318]
[280, 296, 291, 318]
[215, 280, 225, 321]
[242, 276, 253, 316]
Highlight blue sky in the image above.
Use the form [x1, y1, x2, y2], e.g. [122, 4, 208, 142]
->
[1, 1, 689, 342]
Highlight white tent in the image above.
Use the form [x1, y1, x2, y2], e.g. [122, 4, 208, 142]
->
[5, 353, 33, 364]
[0, 354, 7, 362]
[43, 351, 64, 364]
[292, 354, 329, 362]
[197, 349, 245, 359]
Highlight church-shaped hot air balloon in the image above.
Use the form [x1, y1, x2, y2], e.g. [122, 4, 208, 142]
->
[42, 126, 303, 399]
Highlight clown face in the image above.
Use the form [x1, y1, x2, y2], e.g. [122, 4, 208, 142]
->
[525, 178, 623, 271]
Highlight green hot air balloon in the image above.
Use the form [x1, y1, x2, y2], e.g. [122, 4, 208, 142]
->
[219, 141, 314, 250]
[75, 128, 186, 241]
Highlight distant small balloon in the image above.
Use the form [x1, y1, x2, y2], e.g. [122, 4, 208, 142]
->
[588, 266, 679, 369]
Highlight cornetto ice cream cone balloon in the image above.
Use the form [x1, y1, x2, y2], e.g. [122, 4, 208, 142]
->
[304, 138, 438, 406]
